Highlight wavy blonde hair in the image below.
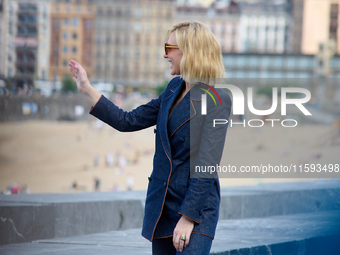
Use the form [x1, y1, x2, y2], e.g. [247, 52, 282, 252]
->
[167, 21, 226, 83]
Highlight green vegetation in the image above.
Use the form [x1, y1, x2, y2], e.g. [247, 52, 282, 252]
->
[256, 83, 300, 98]
[154, 80, 169, 96]
[61, 76, 77, 93]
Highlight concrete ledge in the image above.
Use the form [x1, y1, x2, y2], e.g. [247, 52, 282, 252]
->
[211, 210, 340, 255]
[0, 210, 339, 255]
[1, 180, 340, 246]
[219, 179, 340, 220]
[0, 191, 146, 246]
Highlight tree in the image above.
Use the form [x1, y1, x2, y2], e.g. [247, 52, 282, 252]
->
[62, 76, 77, 93]
[155, 80, 169, 96]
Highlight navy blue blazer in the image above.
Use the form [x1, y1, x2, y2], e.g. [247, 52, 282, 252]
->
[90, 76, 231, 241]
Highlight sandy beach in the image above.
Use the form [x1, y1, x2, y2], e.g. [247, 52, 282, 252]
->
[0, 120, 339, 194]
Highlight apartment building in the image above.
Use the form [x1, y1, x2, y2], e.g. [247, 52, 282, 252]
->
[302, 0, 340, 55]
[0, 0, 50, 90]
[0, 0, 17, 81]
[93, 0, 175, 87]
[49, 0, 95, 82]
[175, 0, 240, 53]
[237, 0, 290, 54]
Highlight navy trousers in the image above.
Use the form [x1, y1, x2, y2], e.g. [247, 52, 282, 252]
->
[152, 233, 213, 255]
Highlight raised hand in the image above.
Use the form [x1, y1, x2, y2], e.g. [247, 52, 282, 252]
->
[68, 59, 101, 106]
[69, 59, 89, 94]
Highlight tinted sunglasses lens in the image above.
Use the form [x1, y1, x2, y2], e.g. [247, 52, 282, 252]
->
[165, 43, 168, 55]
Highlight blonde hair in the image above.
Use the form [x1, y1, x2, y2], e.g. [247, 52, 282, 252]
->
[167, 21, 226, 83]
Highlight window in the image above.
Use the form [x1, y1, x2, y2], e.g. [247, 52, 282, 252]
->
[63, 46, 68, 53]
[135, 7, 142, 17]
[274, 57, 283, 68]
[8, 68, 12, 78]
[145, 23, 151, 33]
[261, 56, 271, 68]
[72, 46, 77, 53]
[300, 57, 310, 69]
[134, 22, 141, 32]
[9, 22, 12, 35]
[63, 32, 69, 39]
[64, 19, 68, 26]
[63, 60, 68, 66]
[73, 33, 77, 39]
[86, 20, 92, 29]
[54, 19, 60, 28]
[106, 21, 112, 30]
[73, 18, 79, 26]
[116, 22, 121, 30]
[86, 35, 91, 43]
[125, 23, 130, 31]
[285, 57, 297, 69]
[236, 56, 246, 67]
[124, 49, 129, 58]
[248, 56, 259, 67]
[76, 5, 81, 13]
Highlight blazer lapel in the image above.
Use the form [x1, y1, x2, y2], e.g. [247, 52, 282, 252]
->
[168, 84, 202, 140]
[158, 78, 184, 159]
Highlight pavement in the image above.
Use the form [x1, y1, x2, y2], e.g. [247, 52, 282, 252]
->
[0, 209, 339, 255]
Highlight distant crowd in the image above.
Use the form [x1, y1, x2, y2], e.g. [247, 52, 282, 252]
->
[1, 183, 30, 195]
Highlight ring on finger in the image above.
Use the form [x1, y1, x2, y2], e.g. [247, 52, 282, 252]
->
[180, 236, 186, 241]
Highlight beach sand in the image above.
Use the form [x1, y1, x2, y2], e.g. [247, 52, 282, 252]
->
[0, 120, 338, 194]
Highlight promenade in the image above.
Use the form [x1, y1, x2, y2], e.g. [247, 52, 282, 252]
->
[1, 180, 340, 254]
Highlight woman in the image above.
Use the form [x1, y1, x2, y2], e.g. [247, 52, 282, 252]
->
[69, 21, 231, 254]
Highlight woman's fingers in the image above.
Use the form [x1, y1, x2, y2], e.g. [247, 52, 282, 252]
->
[178, 236, 185, 252]
[184, 233, 190, 247]
[173, 233, 184, 252]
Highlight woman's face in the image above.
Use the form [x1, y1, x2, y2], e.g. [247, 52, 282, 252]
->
[164, 32, 183, 76]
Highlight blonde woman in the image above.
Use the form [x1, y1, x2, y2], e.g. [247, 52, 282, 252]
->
[69, 21, 231, 254]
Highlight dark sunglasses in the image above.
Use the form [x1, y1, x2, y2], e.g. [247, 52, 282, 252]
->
[165, 42, 179, 55]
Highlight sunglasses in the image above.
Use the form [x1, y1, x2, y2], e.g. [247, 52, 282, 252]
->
[165, 43, 179, 55]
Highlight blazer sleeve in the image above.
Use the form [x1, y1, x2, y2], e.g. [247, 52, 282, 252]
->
[89, 92, 164, 132]
[178, 90, 232, 223]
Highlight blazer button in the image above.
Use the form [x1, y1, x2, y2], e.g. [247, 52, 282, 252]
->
[163, 181, 167, 187]
[179, 137, 185, 142]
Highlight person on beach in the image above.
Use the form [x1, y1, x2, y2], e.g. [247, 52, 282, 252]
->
[69, 21, 231, 255]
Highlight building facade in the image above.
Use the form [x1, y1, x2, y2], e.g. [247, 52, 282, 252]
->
[49, 0, 95, 83]
[223, 52, 340, 79]
[302, 0, 340, 55]
[0, 0, 50, 90]
[0, 0, 17, 82]
[176, 1, 240, 53]
[237, 0, 291, 54]
[93, 0, 175, 87]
